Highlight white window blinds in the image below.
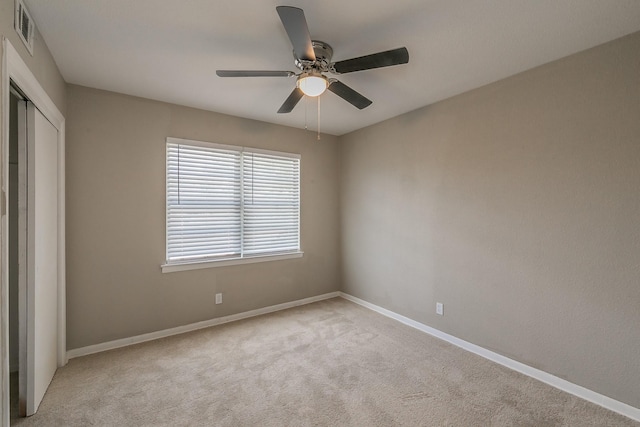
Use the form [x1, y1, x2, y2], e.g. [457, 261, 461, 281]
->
[166, 138, 300, 264]
[242, 152, 300, 255]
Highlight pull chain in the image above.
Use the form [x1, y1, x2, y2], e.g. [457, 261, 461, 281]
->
[317, 95, 321, 140]
[304, 95, 308, 131]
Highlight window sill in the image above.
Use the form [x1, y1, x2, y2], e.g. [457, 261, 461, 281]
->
[161, 251, 304, 273]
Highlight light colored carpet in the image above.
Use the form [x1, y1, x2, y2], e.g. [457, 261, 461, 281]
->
[11, 298, 638, 426]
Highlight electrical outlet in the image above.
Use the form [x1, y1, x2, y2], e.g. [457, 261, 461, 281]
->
[436, 302, 444, 316]
[215, 293, 223, 305]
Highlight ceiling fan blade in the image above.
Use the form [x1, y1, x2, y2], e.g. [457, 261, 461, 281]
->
[277, 88, 304, 114]
[276, 6, 316, 62]
[216, 70, 295, 77]
[327, 80, 372, 110]
[332, 47, 409, 74]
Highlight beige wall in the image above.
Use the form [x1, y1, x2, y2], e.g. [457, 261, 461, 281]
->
[340, 32, 640, 408]
[65, 85, 341, 349]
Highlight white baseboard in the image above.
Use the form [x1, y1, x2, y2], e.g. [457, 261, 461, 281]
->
[339, 292, 640, 423]
[67, 292, 340, 360]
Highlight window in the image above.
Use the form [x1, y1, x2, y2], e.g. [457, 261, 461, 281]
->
[163, 138, 301, 272]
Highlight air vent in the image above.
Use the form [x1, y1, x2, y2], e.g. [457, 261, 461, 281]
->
[15, 0, 34, 55]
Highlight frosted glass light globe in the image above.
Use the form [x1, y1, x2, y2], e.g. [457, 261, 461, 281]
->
[297, 75, 328, 97]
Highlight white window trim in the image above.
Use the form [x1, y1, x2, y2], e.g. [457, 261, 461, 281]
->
[161, 250, 304, 273]
[162, 137, 302, 273]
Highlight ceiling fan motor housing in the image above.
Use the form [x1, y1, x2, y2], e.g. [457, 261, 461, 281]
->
[295, 40, 334, 72]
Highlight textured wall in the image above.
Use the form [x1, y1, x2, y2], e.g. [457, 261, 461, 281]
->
[340, 32, 640, 408]
[65, 85, 341, 349]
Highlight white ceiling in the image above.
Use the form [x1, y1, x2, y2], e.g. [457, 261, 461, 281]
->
[25, 0, 640, 136]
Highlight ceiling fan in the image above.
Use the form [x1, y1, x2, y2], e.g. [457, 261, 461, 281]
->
[216, 6, 409, 114]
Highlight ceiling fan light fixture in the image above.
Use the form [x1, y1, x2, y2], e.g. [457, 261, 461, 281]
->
[297, 73, 328, 97]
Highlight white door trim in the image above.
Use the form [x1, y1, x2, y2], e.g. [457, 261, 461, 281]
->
[1, 37, 66, 426]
